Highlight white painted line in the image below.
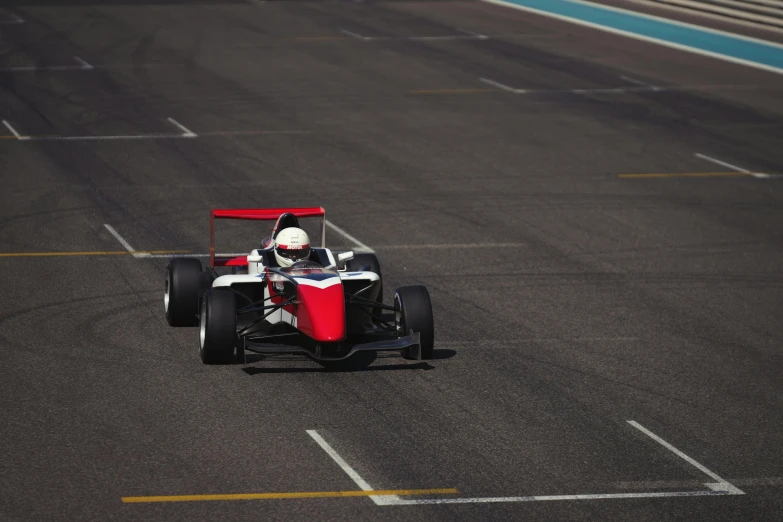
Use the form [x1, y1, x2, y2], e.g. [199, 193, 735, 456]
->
[104, 224, 148, 259]
[373, 242, 525, 250]
[0, 62, 175, 72]
[27, 133, 191, 141]
[374, 35, 487, 41]
[306, 430, 398, 506]
[340, 29, 367, 40]
[479, 77, 523, 93]
[325, 220, 375, 253]
[0, 14, 24, 24]
[571, 87, 628, 94]
[480, 0, 783, 77]
[2, 120, 29, 140]
[73, 56, 94, 70]
[615, 476, 783, 489]
[142, 253, 246, 259]
[694, 152, 749, 172]
[0, 57, 93, 73]
[695, 153, 770, 178]
[440, 337, 640, 346]
[456, 27, 490, 39]
[0, 64, 88, 72]
[627, 420, 744, 494]
[620, 75, 661, 90]
[167, 117, 197, 138]
[386, 490, 732, 505]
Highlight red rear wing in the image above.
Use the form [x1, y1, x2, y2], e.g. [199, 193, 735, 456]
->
[210, 207, 326, 268]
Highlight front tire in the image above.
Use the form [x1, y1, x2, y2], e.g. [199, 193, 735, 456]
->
[199, 289, 236, 364]
[165, 258, 203, 326]
[395, 285, 434, 360]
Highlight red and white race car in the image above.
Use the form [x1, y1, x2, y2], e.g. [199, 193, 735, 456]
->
[164, 207, 434, 365]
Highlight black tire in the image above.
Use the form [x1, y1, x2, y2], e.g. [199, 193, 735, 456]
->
[199, 289, 236, 365]
[165, 258, 203, 326]
[346, 253, 383, 318]
[395, 285, 434, 360]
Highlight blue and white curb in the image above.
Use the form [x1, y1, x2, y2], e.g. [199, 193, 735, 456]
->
[481, 0, 783, 75]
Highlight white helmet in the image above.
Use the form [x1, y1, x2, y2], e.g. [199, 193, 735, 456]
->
[274, 227, 311, 267]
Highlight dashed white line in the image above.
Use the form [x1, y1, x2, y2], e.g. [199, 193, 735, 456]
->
[479, 77, 523, 93]
[627, 420, 744, 494]
[325, 220, 374, 253]
[306, 430, 397, 506]
[2, 120, 28, 140]
[167, 117, 197, 138]
[695, 153, 770, 178]
[104, 224, 148, 259]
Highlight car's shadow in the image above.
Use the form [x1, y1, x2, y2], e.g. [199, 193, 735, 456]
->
[240, 349, 456, 375]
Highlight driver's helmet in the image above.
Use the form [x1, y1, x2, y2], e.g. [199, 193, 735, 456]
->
[274, 227, 311, 267]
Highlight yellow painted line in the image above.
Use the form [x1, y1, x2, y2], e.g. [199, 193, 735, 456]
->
[122, 487, 458, 503]
[619, 172, 756, 179]
[410, 88, 498, 95]
[0, 250, 189, 258]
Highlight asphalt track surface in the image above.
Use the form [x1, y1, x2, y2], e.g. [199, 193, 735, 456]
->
[1, 1, 782, 521]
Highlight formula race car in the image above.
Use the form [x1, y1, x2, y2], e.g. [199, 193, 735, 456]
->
[164, 207, 434, 365]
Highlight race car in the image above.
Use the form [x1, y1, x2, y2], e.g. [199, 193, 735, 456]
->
[163, 207, 434, 365]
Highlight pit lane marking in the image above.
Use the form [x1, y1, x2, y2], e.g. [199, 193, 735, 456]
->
[619, 171, 758, 178]
[614, 477, 783, 490]
[315, 421, 743, 506]
[307, 429, 398, 505]
[325, 220, 374, 253]
[167, 117, 197, 138]
[2, 120, 28, 140]
[695, 153, 772, 178]
[479, 77, 521, 93]
[627, 421, 743, 494]
[104, 224, 149, 259]
[121, 488, 458, 503]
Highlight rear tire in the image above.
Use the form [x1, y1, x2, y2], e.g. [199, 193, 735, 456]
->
[199, 289, 236, 364]
[346, 253, 383, 319]
[165, 258, 203, 326]
[395, 285, 434, 360]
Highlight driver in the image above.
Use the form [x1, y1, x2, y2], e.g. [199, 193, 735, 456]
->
[273, 227, 311, 267]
